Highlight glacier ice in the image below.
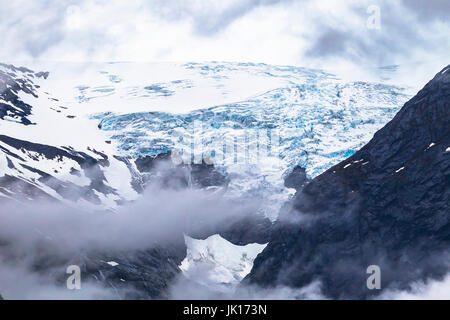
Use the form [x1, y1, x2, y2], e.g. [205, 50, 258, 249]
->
[0, 61, 412, 218]
[180, 234, 267, 291]
[86, 62, 411, 218]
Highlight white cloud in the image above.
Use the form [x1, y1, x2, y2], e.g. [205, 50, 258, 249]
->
[0, 0, 448, 74]
[380, 274, 450, 300]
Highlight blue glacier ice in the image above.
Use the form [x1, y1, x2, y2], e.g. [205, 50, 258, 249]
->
[86, 62, 411, 218]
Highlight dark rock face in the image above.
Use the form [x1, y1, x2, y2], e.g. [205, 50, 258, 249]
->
[135, 153, 273, 247]
[0, 227, 186, 300]
[65, 238, 186, 299]
[284, 166, 309, 191]
[191, 213, 273, 246]
[246, 65, 450, 299]
[215, 214, 272, 245]
[135, 152, 173, 173]
[135, 152, 229, 190]
[135, 152, 273, 247]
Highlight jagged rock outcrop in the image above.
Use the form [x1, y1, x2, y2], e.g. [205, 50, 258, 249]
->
[135, 152, 229, 190]
[284, 166, 309, 191]
[246, 65, 450, 299]
[60, 239, 186, 299]
[191, 213, 273, 246]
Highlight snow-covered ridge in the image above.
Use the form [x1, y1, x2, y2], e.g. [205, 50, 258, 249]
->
[0, 63, 139, 208]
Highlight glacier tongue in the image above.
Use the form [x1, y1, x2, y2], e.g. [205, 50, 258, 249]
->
[180, 234, 267, 292]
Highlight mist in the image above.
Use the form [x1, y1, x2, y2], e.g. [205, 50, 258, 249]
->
[168, 274, 326, 300]
[0, 157, 448, 300]
[0, 168, 262, 299]
[379, 273, 450, 300]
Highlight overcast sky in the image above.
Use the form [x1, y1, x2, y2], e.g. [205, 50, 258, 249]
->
[0, 0, 448, 72]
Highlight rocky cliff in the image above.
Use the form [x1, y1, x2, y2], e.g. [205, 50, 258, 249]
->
[246, 65, 450, 299]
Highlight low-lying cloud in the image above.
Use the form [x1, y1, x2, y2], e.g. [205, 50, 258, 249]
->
[1, 175, 448, 299]
[379, 273, 450, 300]
[0, 172, 261, 299]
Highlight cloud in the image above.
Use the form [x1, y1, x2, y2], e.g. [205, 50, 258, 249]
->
[1, 162, 448, 300]
[0, 169, 261, 299]
[0, 260, 116, 300]
[0, 183, 258, 254]
[0, 0, 447, 72]
[149, 0, 293, 36]
[379, 273, 450, 300]
[304, 0, 448, 67]
[401, 0, 450, 22]
[168, 274, 326, 300]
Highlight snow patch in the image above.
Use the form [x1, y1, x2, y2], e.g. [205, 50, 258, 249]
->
[180, 234, 267, 290]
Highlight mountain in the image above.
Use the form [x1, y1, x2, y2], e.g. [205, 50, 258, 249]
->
[0, 62, 411, 217]
[245, 65, 450, 299]
[0, 61, 419, 298]
[0, 63, 230, 299]
[0, 63, 136, 208]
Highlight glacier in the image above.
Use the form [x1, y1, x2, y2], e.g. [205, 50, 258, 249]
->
[0, 61, 414, 295]
[72, 62, 412, 218]
[0, 60, 413, 218]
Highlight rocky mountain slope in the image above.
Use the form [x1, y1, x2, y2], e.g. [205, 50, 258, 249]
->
[0, 63, 230, 298]
[246, 65, 450, 299]
[0, 61, 423, 299]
